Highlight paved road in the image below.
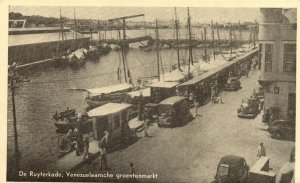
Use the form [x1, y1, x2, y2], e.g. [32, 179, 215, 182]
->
[75, 70, 295, 183]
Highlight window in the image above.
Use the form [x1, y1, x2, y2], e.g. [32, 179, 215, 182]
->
[265, 44, 273, 72]
[283, 44, 296, 72]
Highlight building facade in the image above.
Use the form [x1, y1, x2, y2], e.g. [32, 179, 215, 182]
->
[258, 8, 296, 120]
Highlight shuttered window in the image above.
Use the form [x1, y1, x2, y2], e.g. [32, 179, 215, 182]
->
[265, 44, 273, 72]
[283, 44, 296, 72]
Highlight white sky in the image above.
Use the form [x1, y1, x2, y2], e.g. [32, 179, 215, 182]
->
[9, 6, 260, 23]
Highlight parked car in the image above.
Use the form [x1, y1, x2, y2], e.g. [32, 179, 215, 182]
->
[268, 119, 295, 140]
[224, 77, 241, 91]
[237, 98, 259, 118]
[158, 96, 193, 128]
[212, 155, 249, 183]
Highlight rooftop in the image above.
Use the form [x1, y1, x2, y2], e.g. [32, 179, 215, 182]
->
[88, 103, 132, 117]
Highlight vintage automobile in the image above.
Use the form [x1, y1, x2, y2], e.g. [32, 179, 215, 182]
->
[268, 119, 295, 140]
[212, 155, 249, 183]
[237, 98, 259, 118]
[158, 96, 193, 128]
[224, 77, 241, 91]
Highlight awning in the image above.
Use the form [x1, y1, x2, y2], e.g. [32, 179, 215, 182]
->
[85, 83, 133, 97]
[88, 103, 132, 117]
[178, 48, 258, 87]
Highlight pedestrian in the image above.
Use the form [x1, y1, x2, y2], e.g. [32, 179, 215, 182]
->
[143, 108, 149, 137]
[211, 89, 216, 103]
[100, 130, 109, 146]
[138, 92, 144, 121]
[219, 93, 224, 104]
[194, 98, 200, 117]
[260, 100, 264, 111]
[99, 143, 109, 170]
[257, 143, 266, 158]
[83, 137, 90, 159]
[264, 109, 271, 124]
[129, 163, 137, 183]
[189, 92, 194, 105]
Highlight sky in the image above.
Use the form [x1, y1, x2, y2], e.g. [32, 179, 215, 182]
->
[9, 6, 261, 23]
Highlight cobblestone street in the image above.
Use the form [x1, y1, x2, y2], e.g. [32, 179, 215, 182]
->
[75, 70, 295, 183]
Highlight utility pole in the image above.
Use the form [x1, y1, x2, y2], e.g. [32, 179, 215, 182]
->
[10, 71, 20, 155]
[155, 20, 160, 81]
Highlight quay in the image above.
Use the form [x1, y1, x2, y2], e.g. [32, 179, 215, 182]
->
[8, 37, 90, 65]
[9, 27, 71, 35]
[72, 70, 294, 183]
[48, 140, 100, 172]
[46, 49, 258, 174]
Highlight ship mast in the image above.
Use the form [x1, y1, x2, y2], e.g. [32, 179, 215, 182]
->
[187, 7, 193, 77]
[59, 8, 65, 41]
[174, 7, 181, 70]
[211, 20, 215, 60]
[155, 20, 160, 81]
[230, 23, 232, 58]
[73, 7, 77, 40]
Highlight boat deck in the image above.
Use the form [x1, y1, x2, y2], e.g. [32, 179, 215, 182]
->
[48, 140, 100, 171]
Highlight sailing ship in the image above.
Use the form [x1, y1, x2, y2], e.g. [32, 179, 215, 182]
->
[52, 8, 69, 68]
[67, 8, 86, 68]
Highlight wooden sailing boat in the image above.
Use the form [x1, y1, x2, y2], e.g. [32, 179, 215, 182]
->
[162, 7, 202, 82]
[53, 8, 69, 68]
[84, 21, 134, 111]
[67, 8, 86, 68]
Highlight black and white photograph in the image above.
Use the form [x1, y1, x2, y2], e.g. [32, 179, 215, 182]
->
[5, 2, 296, 183]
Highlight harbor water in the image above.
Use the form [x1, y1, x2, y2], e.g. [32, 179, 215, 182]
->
[7, 29, 251, 171]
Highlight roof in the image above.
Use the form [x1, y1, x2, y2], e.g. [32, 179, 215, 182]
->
[159, 96, 187, 105]
[88, 103, 132, 117]
[85, 83, 133, 97]
[127, 88, 151, 97]
[150, 81, 179, 88]
[219, 155, 245, 165]
[178, 49, 258, 87]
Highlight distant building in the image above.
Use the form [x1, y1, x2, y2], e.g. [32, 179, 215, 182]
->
[258, 8, 296, 120]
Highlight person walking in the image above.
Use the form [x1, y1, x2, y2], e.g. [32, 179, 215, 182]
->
[193, 98, 200, 117]
[138, 92, 144, 121]
[129, 163, 137, 183]
[143, 108, 149, 137]
[99, 143, 108, 170]
[219, 93, 224, 104]
[189, 92, 194, 105]
[257, 143, 266, 158]
[83, 137, 90, 159]
[211, 89, 216, 103]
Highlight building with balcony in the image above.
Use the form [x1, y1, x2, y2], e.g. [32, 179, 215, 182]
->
[258, 8, 296, 120]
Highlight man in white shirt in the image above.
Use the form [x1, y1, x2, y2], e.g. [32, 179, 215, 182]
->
[257, 143, 266, 158]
